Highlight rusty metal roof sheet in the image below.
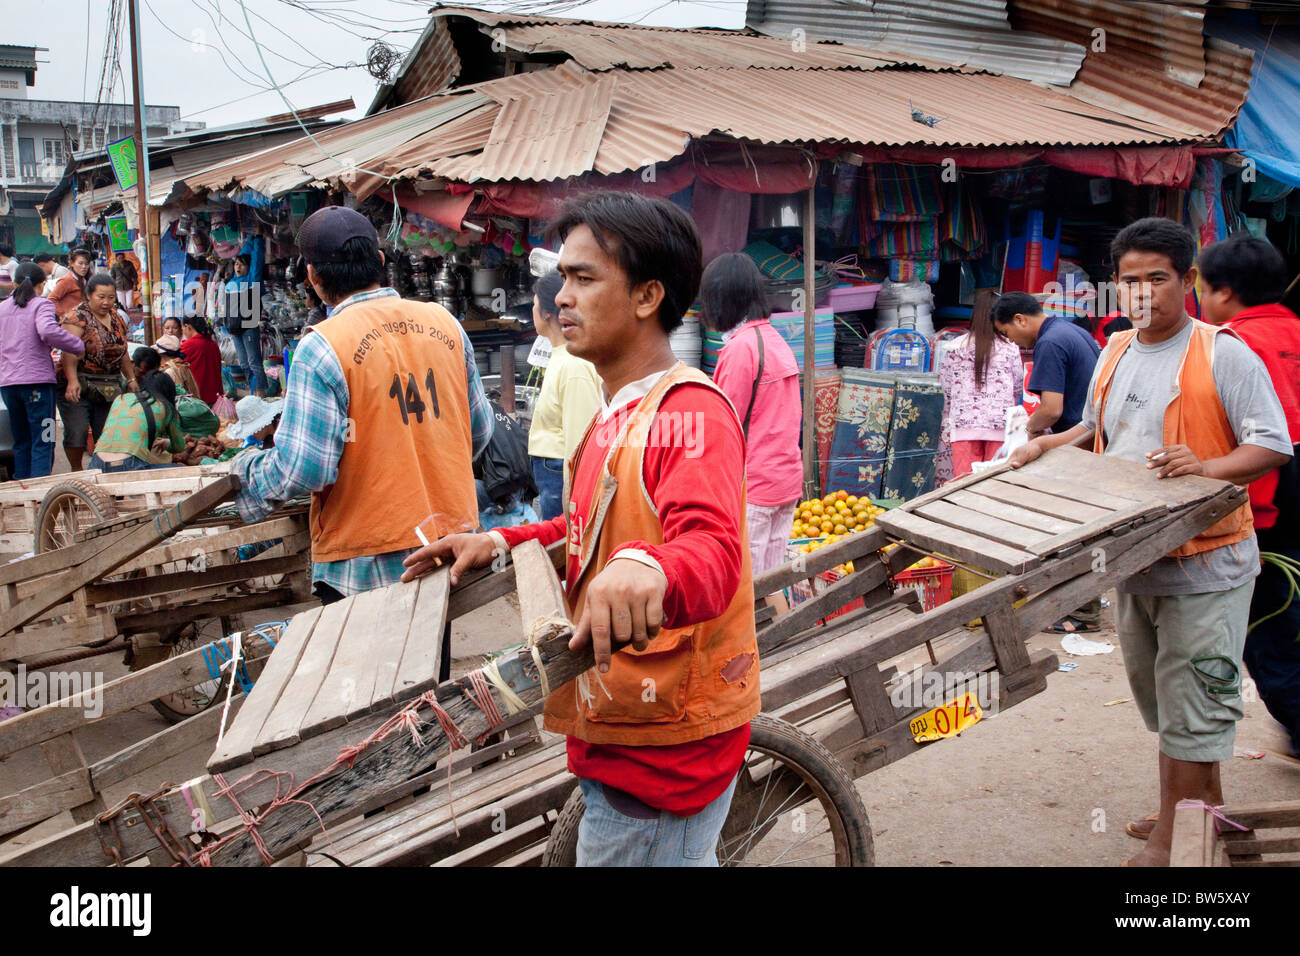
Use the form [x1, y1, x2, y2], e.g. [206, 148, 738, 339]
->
[1065, 35, 1253, 138]
[1008, 0, 1209, 87]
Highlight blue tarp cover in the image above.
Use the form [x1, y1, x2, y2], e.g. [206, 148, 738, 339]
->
[1213, 20, 1300, 189]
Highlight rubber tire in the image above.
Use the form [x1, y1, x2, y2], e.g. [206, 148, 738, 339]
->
[34, 480, 119, 554]
[148, 618, 234, 725]
[541, 713, 874, 867]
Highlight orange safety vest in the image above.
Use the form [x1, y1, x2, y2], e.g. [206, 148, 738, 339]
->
[542, 363, 761, 746]
[1090, 320, 1253, 557]
[309, 296, 478, 562]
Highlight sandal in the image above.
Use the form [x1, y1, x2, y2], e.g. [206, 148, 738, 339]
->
[1125, 812, 1158, 840]
[1047, 615, 1100, 634]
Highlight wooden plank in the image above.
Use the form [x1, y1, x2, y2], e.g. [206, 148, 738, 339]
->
[207, 606, 320, 773]
[114, 515, 308, 574]
[367, 580, 420, 714]
[0, 769, 94, 836]
[41, 733, 104, 824]
[393, 569, 451, 704]
[874, 508, 1039, 574]
[112, 579, 306, 633]
[944, 488, 1079, 535]
[1026, 505, 1156, 557]
[757, 562, 889, 653]
[82, 552, 306, 605]
[0, 476, 238, 634]
[1170, 801, 1216, 867]
[253, 599, 351, 756]
[95, 697, 244, 789]
[982, 604, 1037, 691]
[0, 633, 274, 758]
[898, 460, 1011, 512]
[0, 616, 116, 660]
[914, 499, 1053, 550]
[753, 526, 887, 598]
[302, 587, 396, 737]
[1012, 444, 1227, 509]
[844, 667, 898, 736]
[974, 478, 1112, 524]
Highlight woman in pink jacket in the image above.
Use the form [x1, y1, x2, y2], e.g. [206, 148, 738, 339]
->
[0, 263, 86, 478]
[702, 253, 803, 576]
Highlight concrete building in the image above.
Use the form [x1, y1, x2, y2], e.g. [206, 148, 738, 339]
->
[0, 44, 201, 256]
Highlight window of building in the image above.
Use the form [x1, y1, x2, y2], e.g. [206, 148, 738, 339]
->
[42, 139, 64, 166]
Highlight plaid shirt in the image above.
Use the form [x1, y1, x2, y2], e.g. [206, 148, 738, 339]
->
[234, 288, 492, 595]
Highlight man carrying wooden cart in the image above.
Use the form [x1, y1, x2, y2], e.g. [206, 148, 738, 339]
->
[1011, 218, 1292, 866]
[232, 206, 494, 604]
[403, 192, 759, 866]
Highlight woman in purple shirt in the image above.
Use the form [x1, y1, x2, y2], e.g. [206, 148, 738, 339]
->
[0, 263, 86, 478]
[702, 253, 804, 576]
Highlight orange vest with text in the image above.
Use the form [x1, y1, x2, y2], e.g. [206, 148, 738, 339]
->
[1090, 320, 1253, 558]
[542, 364, 761, 747]
[310, 297, 478, 562]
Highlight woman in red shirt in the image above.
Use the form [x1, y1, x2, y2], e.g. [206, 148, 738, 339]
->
[180, 315, 223, 406]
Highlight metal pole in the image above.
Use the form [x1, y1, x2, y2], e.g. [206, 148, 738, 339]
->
[127, 0, 156, 344]
[801, 184, 817, 498]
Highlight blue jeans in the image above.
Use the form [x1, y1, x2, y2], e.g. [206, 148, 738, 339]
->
[229, 324, 266, 394]
[531, 455, 564, 521]
[575, 773, 738, 867]
[1, 384, 56, 479]
[87, 453, 177, 472]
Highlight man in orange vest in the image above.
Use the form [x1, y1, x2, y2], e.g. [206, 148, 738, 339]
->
[1010, 218, 1291, 867]
[403, 191, 758, 866]
[232, 206, 493, 607]
[1199, 235, 1300, 759]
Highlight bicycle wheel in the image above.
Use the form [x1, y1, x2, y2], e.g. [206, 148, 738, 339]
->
[541, 714, 874, 867]
[34, 480, 118, 554]
[149, 617, 233, 724]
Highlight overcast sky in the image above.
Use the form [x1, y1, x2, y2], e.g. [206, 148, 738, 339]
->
[12, 0, 744, 128]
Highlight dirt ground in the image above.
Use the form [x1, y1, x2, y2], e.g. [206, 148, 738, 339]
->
[3, 443, 1296, 864]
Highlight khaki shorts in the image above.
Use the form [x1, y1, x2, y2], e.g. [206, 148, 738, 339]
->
[1115, 582, 1253, 763]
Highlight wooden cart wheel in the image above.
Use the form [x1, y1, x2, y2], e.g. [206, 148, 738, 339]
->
[150, 616, 234, 724]
[542, 714, 874, 867]
[34, 480, 118, 554]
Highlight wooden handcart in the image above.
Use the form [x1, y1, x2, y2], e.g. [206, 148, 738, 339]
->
[0, 447, 1246, 867]
[0, 474, 311, 846]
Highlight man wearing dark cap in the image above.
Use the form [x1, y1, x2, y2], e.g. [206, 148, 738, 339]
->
[232, 205, 493, 602]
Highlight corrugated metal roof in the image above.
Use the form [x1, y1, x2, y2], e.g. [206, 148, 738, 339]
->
[1008, 0, 1208, 87]
[745, 0, 1088, 85]
[1066, 35, 1252, 138]
[487, 22, 919, 71]
[171, 91, 494, 202]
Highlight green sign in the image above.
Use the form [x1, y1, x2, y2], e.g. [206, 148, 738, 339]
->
[107, 216, 132, 253]
[106, 135, 137, 192]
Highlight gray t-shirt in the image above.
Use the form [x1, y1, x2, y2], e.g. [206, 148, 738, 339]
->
[1081, 321, 1291, 595]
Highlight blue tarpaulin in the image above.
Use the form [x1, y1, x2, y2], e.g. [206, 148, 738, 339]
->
[1212, 20, 1300, 189]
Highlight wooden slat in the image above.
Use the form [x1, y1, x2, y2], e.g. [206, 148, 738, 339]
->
[753, 526, 887, 598]
[252, 600, 351, 756]
[96, 697, 243, 789]
[1170, 801, 1217, 867]
[943, 488, 1079, 535]
[207, 606, 320, 772]
[0, 769, 94, 836]
[973, 478, 1112, 524]
[1026, 504, 1157, 557]
[757, 562, 889, 653]
[41, 733, 103, 824]
[393, 569, 450, 704]
[302, 587, 396, 737]
[1010, 444, 1228, 509]
[0, 476, 238, 634]
[367, 580, 420, 714]
[114, 515, 307, 575]
[874, 508, 1039, 574]
[83, 551, 306, 605]
[0, 616, 116, 660]
[0, 633, 273, 758]
[914, 499, 1053, 550]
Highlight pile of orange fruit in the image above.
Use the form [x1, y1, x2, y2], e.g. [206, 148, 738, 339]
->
[791, 490, 886, 540]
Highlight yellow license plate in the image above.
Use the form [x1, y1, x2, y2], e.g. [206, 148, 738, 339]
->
[909, 693, 982, 742]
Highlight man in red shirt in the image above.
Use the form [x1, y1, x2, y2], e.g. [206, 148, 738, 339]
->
[1199, 235, 1300, 757]
[403, 191, 758, 866]
[180, 315, 224, 407]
